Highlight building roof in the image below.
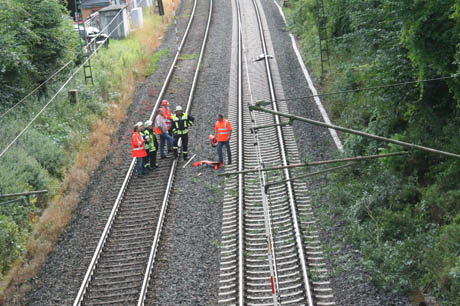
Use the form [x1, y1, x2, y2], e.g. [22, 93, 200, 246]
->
[82, 0, 111, 9]
[99, 4, 127, 12]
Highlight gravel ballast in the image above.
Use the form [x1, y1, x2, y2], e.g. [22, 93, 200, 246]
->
[22, 0, 411, 305]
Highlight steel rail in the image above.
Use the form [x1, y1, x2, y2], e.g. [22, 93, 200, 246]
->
[235, 0, 245, 303]
[250, 0, 314, 304]
[149, 0, 199, 121]
[73, 1, 199, 304]
[236, 0, 282, 303]
[72, 159, 135, 306]
[137, 0, 213, 303]
[242, 2, 281, 303]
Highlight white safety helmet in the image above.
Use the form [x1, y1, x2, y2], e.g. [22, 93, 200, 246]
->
[175, 105, 183, 112]
[136, 121, 143, 127]
[144, 120, 153, 127]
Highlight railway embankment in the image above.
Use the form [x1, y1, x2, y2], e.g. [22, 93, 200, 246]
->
[0, 4, 179, 304]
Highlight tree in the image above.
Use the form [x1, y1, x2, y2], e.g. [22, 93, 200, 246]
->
[0, 0, 79, 106]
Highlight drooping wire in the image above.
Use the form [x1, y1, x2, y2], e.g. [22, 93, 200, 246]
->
[276, 74, 460, 102]
[0, 59, 74, 120]
[0, 19, 124, 160]
[0, 5, 125, 121]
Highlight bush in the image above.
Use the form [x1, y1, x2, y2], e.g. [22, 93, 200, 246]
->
[288, 0, 460, 302]
[0, 0, 79, 104]
[424, 219, 460, 304]
[362, 232, 434, 293]
[23, 130, 66, 179]
[0, 216, 24, 277]
[0, 148, 49, 195]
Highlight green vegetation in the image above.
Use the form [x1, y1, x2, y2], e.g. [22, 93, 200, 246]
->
[146, 48, 169, 77]
[0, 0, 79, 102]
[287, 0, 460, 303]
[178, 53, 199, 60]
[0, 1, 170, 283]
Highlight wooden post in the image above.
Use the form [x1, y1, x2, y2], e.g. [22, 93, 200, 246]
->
[69, 89, 78, 105]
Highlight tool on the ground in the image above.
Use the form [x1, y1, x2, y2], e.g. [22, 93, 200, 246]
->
[182, 154, 197, 168]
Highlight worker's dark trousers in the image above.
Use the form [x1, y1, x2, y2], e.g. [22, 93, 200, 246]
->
[136, 157, 144, 176]
[217, 140, 232, 164]
[149, 149, 157, 168]
[173, 133, 188, 159]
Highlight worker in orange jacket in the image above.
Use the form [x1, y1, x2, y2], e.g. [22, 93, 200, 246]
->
[214, 114, 232, 167]
[161, 100, 173, 135]
[132, 122, 148, 176]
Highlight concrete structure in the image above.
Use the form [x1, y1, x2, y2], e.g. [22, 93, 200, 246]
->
[99, 4, 130, 39]
[138, 0, 153, 8]
[82, 0, 111, 20]
[131, 7, 144, 28]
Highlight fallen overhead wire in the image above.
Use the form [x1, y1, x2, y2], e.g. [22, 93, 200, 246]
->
[251, 106, 460, 159]
[275, 74, 460, 102]
[220, 152, 409, 177]
[0, 21, 124, 160]
[0, 59, 74, 120]
[0, 7, 129, 121]
[264, 163, 356, 191]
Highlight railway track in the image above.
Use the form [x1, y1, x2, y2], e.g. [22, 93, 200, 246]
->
[218, 0, 335, 305]
[72, 0, 213, 304]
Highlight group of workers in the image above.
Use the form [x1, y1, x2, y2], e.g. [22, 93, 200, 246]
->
[131, 100, 232, 176]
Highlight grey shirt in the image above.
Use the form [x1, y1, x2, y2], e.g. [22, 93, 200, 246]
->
[155, 114, 168, 134]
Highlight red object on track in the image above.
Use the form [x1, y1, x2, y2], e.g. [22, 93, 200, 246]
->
[270, 276, 275, 294]
[214, 162, 223, 170]
[193, 160, 220, 169]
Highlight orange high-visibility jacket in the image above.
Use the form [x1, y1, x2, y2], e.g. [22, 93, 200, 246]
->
[132, 132, 147, 158]
[215, 119, 232, 142]
[161, 106, 173, 130]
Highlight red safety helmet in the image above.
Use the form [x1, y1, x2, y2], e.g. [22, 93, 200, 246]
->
[161, 100, 169, 106]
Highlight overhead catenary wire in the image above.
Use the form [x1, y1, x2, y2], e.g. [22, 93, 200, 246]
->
[0, 6, 127, 121]
[0, 59, 74, 120]
[275, 73, 460, 102]
[0, 19, 124, 160]
[250, 105, 460, 160]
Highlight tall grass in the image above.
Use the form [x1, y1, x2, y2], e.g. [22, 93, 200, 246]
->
[0, 2, 179, 304]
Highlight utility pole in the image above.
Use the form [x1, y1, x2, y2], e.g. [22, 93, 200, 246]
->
[318, 0, 329, 77]
[74, 0, 94, 85]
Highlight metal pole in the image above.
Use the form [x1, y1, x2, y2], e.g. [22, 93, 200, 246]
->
[220, 151, 409, 176]
[265, 163, 355, 190]
[0, 190, 48, 199]
[250, 105, 460, 159]
[250, 121, 291, 132]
